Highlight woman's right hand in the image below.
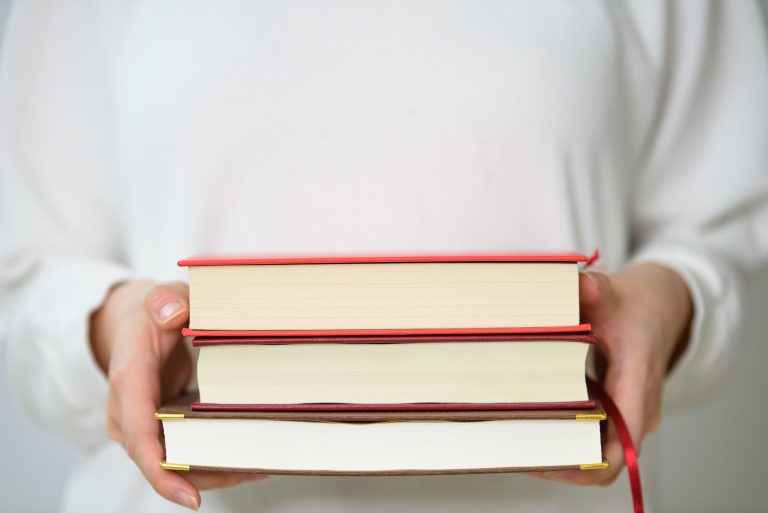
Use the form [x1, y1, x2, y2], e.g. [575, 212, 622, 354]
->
[90, 280, 267, 510]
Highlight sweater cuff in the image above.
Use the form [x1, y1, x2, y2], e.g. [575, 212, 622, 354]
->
[5, 258, 132, 447]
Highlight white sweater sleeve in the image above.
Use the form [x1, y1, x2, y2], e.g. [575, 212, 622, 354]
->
[629, 1, 768, 404]
[0, 1, 131, 448]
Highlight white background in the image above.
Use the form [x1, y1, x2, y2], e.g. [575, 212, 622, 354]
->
[1, 1, 766, 511]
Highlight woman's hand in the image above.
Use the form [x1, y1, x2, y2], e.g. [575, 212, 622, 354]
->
[90, 280, 266, 510]
[532, 262, 693, 486]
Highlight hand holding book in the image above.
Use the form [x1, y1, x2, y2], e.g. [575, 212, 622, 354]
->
[532, 263, 692, 487]
[89, 280, 267, 511]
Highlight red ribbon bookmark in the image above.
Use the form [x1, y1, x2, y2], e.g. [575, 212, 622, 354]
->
[587, 377, 644, 513]
[584, 249, 601, 268]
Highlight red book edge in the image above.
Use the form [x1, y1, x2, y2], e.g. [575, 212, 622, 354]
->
[191, 400, 597, 412]
[178, 253, 589, 267]
[183, 324, 592, 338]
[191, 331, 596, 346]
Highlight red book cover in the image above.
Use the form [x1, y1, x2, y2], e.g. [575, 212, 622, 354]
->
[191, 332, 596, 412]
[180, 253, 590, 337]
[178, 253, 589, 267]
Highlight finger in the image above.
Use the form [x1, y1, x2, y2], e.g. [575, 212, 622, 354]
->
[550, 344, 651, 487]
[597, 423, 626, 484]
[644, 382, 663, 434]
[529, 465, 620, 487]
[529, 421, 623, 486]
[528, 409, 627, 486]
[144, 282, 190, 330]
[604, 360, 647, 449]
[110, 324, 200, 510]
[527, 398, 626, 486]
[639, 367, 663, 436]
[116, 361, 202, 510]
[106, 379, 128, 444]
[106, 413, 123, 444]
[186, 471, 269, 490]
[584, 359, 649, 486]
[579, 272, 618, 314]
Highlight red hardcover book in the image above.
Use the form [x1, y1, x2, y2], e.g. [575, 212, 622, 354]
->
[191, 333, 596, 411]
[179, 253, 590, 337]
[178, 253, 589, 266]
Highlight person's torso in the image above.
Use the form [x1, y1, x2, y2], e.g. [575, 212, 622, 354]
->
[104, 1, 662, 281]
[75, 2, 662, 511]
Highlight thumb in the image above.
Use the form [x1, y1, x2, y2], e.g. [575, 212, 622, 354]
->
[579, 271, 617, 313]
[144, 281, 190, 330]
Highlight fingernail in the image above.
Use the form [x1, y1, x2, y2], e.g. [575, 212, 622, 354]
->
[584, 273, 601, 291]
[173, 490, 199, 510]
[158, 300, 185, 322]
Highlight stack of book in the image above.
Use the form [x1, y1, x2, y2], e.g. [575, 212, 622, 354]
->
[157, 254, 608, 475]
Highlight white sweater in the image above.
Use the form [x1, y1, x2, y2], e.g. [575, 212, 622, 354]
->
[1, 1, 766, 512]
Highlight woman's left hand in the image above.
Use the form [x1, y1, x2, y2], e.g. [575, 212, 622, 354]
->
[531, 262, 693, 486]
